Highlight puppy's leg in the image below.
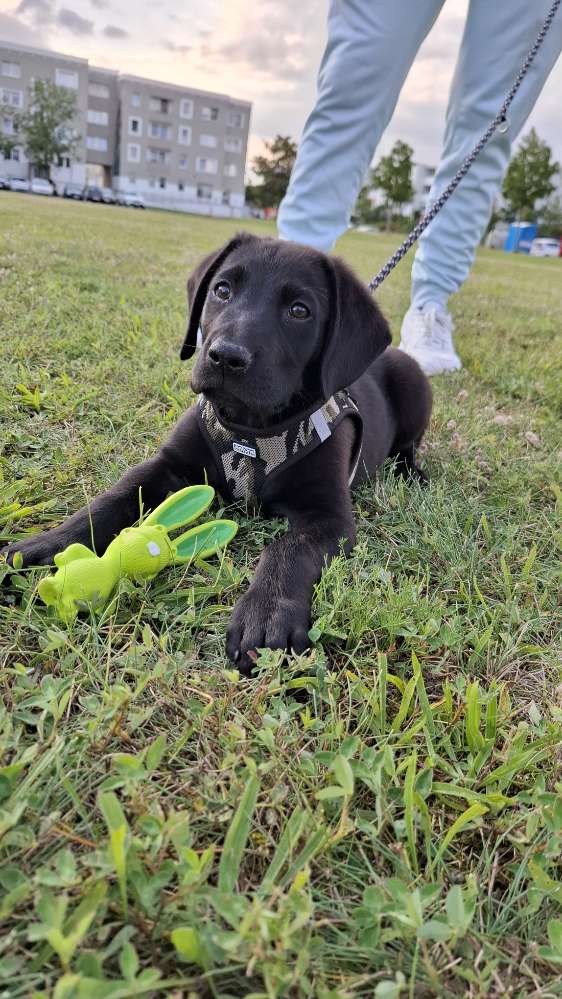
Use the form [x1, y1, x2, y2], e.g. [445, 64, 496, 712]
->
[377, 348, 432, 485]
[3, 408, 209, 568]
[390, 438, 428, 486]
[226, 422, 356, 674]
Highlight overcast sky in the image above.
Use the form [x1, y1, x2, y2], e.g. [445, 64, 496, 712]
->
[1, 0, 561, 179]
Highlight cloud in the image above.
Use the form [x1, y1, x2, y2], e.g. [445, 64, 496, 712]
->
[161, 40, 191, 57]
[159, 0, 319, 80]
[102, 23, 129, 38]
[56, 7, 94, 35]
[14, 0, 55, 28]
[0, 10, 44, 45]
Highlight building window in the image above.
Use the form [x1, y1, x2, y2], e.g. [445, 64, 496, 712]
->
[227, 111, 244, 128]
[159, 177, 166, 189]
[222, 189, 230, 205]
[55, 68, 78, 89]
[149, 96, 171, 114]
[178, 181, 185, 192]
[8, 146, 21, 162]
[2, 117, 15, 136]
[128, 116, 142, 136]
[201, 105, 218, 121]
[196, 157, 217, 175]
[57, 154, 71, 167]
[149, 121, 171, 140]
[86, 135, 108, 151]
[178, 126, 191, 146]
[179, 98, 193, 119]
[88, 82, 109, 99]
[1, 88, 23, 108]
[87, 109, 109, 126]
[197, 183, 212, 200]
[147, 147, 170, 164]
[179, 155, 188, 169]
[224, 163, 237, 178]
[1, 61, 21, 79]
[131, 92, 141, 107]
[127, 143, 140, 163]
[224, 137, 242, 153]
[200, 133, 217, 148]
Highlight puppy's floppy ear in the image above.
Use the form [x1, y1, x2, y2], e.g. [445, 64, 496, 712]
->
[180, 231, 258, 360]
[320, 255, 392, 397]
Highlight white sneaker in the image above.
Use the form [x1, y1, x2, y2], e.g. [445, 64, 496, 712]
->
[398, 303, 462, 375]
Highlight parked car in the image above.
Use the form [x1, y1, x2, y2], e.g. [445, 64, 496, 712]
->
[0, 177, 9, 190]
[101, 187, 116, 204]
[30, 178, 54, 196]
[83, 186, 104, 203]
[8, 178, 30, 192]
[529, 237, 560, 258]
[63, 183, 84, 200]
[116, 191, 145, 209]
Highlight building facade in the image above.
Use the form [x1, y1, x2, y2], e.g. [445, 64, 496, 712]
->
[0, 41, 251, 216]
[115, 74, 250, 215]
[1, 43, 89, 189]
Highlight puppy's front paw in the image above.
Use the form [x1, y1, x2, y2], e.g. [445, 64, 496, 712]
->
[2, 531, 64, 570]
[226, 590, 311, 675]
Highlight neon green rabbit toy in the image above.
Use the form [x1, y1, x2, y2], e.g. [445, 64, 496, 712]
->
[37, 485, 237, 623]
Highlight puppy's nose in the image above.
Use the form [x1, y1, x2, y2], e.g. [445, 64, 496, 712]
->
[208, 339, 252, 373]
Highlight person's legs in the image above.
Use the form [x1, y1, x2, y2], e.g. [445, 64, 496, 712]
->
[277, 0, 445, 253]
[401, 0, 562, 373]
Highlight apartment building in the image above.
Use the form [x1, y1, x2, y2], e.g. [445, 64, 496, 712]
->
[0, 42, 88, 189]
[0, 41, 251, 217]
[85, 65, 119, 187]
[116, 74, 250, 214]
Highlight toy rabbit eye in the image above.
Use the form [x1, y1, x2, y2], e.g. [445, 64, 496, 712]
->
[147, 542, 161, 556]
[213, 281, 231, 302]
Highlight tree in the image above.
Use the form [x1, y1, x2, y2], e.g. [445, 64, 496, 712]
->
[538, 196, 562, 239]
[12, 80, 81, 180]
[246, 135, 297, 210]
[0, 106, 18, 161]
[371, 140, 414, 228]
[502, 129, 559, 221]
[351, 185, 378, 225]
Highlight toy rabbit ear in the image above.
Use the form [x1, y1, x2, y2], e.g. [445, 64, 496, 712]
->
[53, 543, 94, 568]
[172, 519, 238, 562]
[144, 485, 215, 531]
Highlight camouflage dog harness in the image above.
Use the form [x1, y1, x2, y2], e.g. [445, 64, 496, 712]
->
[198, 390, 363, 505]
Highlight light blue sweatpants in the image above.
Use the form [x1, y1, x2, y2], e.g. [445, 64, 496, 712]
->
[277, 1, 562, 308]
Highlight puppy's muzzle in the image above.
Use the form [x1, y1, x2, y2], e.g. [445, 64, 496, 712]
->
[207, 339, 252, 374]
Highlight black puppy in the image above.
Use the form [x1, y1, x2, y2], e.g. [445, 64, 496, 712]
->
[5, 233, 432, 671]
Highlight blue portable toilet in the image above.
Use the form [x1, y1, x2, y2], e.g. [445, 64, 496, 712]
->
[504, 222, 538, 253]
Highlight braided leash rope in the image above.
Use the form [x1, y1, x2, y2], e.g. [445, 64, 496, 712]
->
[368, 0, 561, 292]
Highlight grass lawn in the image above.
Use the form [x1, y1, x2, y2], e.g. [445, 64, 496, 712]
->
[1, 193, 561, 998]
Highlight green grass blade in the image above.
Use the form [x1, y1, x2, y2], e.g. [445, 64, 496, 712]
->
[378, 652, 387, 732]
[98, 791, 129, 917]
[218, 771, 259, 894]
[433, 804, 488, 869]
[465, 681, 485, 753]
[392, 675, 417, 733]
[404, 751, 418, 875]
[259, 807, 310, 897]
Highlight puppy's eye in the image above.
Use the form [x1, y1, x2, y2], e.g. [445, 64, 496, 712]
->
[288, 301, 310, 320]
[213, 281, 231, 302]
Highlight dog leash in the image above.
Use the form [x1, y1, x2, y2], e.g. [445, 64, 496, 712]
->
[367, 0, 561, 292]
